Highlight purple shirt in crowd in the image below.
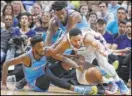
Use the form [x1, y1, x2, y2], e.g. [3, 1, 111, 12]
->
[103, 31, 113, 44]
[13, 28, 36, 37]
[114, 34, 131, 49]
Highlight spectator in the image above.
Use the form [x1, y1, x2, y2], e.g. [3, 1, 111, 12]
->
[13, 12, 36, 38]
[78, 4, 89, 16]
[34, 11, 51, 36]
[109, 21, 131, 82]
[1, 1, 7, 15]
[37, 1, 54, 11]
[21, 0, 36, 13]
[113, 20, 126, 39]
[87, 12, 98, 31]
[126, 4, 131, 21]
[27, 12, 34, 28]
[1, 14, 18, 64]
[31, 3, 42, 17]
[111, 21, 131, 58]
[108, 1, 121, 19]
[96, 19, 113, 48]
[11, 1, 25, 17]
[1, 3, 14, 23]
[106, 7, 126, 35]
[11, 1, 26, 27]
[96, 2, 114, 24]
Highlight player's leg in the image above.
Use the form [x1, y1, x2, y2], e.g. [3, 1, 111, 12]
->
[95, 52, 129, 95]
[46, 61, 98, 95]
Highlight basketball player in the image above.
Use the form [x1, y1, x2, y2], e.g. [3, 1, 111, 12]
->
[48, 28, 129, 95]
[1, 35, 98, 95]
[45, 1, 89, 46]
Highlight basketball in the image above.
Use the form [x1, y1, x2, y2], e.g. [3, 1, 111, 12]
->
[85, 67, 103, 84]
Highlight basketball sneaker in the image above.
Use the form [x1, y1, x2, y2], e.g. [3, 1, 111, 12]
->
[112, 60, 119, 70]
[83, 86, 98, 95]
[74, 85, 98, 95]
[115, 79, 129, 95]
[107, 81, 118, 94]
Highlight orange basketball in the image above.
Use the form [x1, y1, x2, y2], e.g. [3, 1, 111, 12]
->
[85, 67, 103, 84]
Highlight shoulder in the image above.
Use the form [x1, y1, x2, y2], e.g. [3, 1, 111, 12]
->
[69, 10, 81, 20]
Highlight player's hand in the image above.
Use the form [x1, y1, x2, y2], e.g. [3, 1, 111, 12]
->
[77, 65, 84, 73]
[45, 47, 55, 56]
[1, 85, 9, 90]
[127, 78, 131, 88]
[124, 47, 131, 52]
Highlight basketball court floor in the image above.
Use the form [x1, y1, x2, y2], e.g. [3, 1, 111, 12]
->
[1, 82, 131, 95]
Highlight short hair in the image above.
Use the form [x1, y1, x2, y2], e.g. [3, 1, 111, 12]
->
[18, 12, 30, 21]
[87, 11, 97, 19]
[30, 35, 43, 47]
[98, 1, 108, 7]
[96, 19, 107, 25]
[51, 1, 67, 11]
[117, 7, 126, 12]
[69, 28, 82, 38]
[119, 20, 126, 25]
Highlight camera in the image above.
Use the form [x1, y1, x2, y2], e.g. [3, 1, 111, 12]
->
[9, 35, 28, 46]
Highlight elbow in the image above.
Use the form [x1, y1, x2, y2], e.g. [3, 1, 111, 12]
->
[3, 61, 11, 68]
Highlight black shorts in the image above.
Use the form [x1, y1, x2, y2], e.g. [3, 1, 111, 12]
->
[35, 61, 67, 90]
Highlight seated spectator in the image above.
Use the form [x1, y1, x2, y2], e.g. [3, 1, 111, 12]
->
[2, 3, 14, 26]
[108, 21, 131, 82]
[78, 4, 89, 17]
[34, 11, 51, 36]
[96, 1, 114, 24]
[11, 1, 26, 27]
[86, 12, 98, 31]
[1, 14, 18, 64]
[21, 0, 36, 13]
[111, 21, 131, 54]
[126, 4, 131, 21]
[106, 7, 126, 35]
[96, 19, 113, 48]
[1, 1, 7, 14]
[13, 12, 36, 38]
[27, 12, 34, 28]
[31, 3, 42, 17]
[113, 20, 126, 39]
[108, 1, 121, 20]
[36, 1, 54, 12]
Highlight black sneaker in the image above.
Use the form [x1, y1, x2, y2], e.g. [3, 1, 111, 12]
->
[15, 78, 27, 90]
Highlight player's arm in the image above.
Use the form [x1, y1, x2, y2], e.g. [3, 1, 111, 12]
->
[46, 38, 80, 69]
[1, 54, 29, 89]
[45, 18, 58, 46]
[84, 34, 108, 56]
[66, 12, 82, 33]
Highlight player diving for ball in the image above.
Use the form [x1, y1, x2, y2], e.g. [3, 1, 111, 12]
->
[47, 28, 130, 95]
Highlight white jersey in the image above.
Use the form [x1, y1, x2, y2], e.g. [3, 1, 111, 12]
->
[67, 28, 112, 85]
[67, 28, 99, 63]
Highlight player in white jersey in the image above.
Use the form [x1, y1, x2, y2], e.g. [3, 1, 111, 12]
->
[48, 28, 129, 95]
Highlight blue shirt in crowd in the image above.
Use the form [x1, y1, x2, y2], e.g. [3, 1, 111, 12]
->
[106, 19, 119, 35]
